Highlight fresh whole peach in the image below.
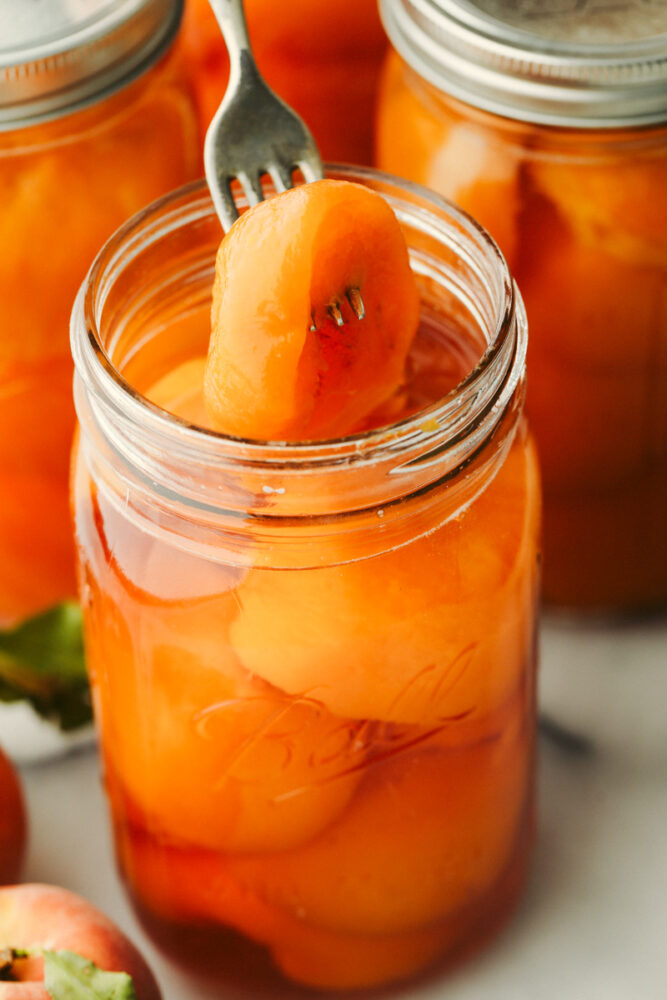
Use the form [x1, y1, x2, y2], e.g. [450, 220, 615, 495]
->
[0, 746, 26, 884]
[0, 885, 161, 999]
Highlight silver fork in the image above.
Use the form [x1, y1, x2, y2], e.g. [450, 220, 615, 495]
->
[203, 0, 324, 232]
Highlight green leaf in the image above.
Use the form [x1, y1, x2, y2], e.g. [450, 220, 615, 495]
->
[0, 602, 92, 732]
[43, 950, 138, 1000]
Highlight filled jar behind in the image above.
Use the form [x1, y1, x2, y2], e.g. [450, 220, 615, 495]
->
[377, 0, 667, 612]
[0, 0, 199, 754]
[71, 169, 540, 992]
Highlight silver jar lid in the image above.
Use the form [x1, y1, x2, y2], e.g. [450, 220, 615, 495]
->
[380, 0, 667, 127]
[0, 0, 182, 130]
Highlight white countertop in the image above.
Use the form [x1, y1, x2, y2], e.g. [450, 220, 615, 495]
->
[17, 618, 667, 1000]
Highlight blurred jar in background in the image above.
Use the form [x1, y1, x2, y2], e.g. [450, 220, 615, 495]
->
[0, 0, 199, 756]
[181, 0, 387, 164]
[377, 0, 667, 613]
[0, 0, 199, 630]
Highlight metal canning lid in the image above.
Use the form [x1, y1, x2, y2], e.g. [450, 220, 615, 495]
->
[0, 0, 183, 130]
[380, 0, 667, 128]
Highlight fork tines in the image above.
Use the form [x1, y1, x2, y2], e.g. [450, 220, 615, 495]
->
[309, 288, 366, 331]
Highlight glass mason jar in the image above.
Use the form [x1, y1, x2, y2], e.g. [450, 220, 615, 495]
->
[377, 0, 667, 613]
[71, 169, 540, 993]
[181, 0, 387, 164]
[0, 0, 200, 752]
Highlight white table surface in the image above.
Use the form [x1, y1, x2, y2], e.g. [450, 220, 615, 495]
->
[16, 618, 667, 1000]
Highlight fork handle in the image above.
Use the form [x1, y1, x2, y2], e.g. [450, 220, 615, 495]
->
[207, 0, 256, 85]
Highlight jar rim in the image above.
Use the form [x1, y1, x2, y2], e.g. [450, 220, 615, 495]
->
[380, 0, 667, 128]
[0, 0, 182, 130]
[72, 168, 523, 476]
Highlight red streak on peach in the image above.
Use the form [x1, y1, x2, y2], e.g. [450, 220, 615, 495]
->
[0, 747, 26, 885]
